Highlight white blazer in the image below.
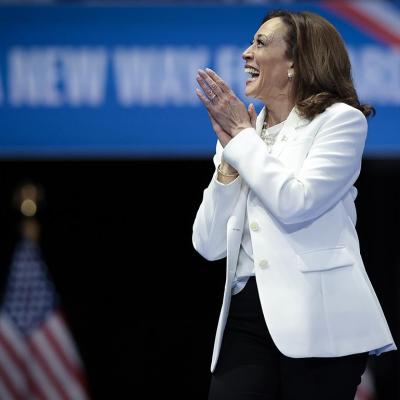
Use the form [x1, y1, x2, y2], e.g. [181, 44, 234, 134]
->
[192, 102, 396, 372]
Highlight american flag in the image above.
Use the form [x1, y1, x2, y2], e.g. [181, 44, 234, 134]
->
[0, 239, 90, 400]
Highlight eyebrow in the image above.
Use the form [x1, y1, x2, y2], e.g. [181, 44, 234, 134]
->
[253, 33, 274, 43]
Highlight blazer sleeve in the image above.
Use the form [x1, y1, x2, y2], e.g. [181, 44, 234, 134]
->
[222, 104, 367, 225]
[192, 140, 242, 261]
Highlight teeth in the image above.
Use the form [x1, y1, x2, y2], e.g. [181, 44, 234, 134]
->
[245, 67, 260, 80]
[245, 67, 259, 74]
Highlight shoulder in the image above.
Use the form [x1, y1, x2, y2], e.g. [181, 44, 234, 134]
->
[319, 102, 367, 125]
[308, 102, 368, 136]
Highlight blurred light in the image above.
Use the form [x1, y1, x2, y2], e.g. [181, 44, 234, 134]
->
[20, 199, 37, 217]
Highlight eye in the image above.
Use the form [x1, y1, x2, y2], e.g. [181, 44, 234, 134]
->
[250, 39, 265, 47]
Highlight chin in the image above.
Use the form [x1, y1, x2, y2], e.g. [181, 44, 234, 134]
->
[245, 88, 258, 100]
[245, 81, 260, 98]
[245, 86, 255, 97]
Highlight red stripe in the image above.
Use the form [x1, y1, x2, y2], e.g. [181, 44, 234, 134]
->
[28, 339, 70, 400]
[42, 322, 88, 393]
[0, 331, 43, 400]
[0, 361, 24, 400]
[0, 331, 26, 372]
[323, 1, 400, 47]
[25, 371, 45, 400]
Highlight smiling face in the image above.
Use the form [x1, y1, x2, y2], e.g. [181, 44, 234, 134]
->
[242, 17, 294, 104]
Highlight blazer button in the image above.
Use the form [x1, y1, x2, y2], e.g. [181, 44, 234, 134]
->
[250, 222, 260, 231]
[259, 259, 269, 269]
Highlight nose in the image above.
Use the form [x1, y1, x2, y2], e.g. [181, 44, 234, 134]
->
[242, 44, 253, 61]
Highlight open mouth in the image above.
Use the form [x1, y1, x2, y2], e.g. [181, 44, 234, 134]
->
[245, 66, 260, 81]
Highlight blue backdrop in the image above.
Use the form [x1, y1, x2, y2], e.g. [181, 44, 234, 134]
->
[0, 3, 399, 158]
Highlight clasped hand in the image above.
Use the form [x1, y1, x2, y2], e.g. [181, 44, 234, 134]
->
[196, 68, 257, 147]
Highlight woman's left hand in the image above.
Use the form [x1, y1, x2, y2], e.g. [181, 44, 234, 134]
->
[196, 68, 253, 140]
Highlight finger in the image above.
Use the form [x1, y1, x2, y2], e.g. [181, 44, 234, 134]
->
[248, 103, 257, 128]
[196, 75, 218, 101]
[195, 88, 211, 109]
[205, 68, 232, 94]
[207, 111, 217, 128]
[207, 111, 231, 145]
[198, 69, 224, 97]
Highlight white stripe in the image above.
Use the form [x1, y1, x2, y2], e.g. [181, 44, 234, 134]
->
[27, 354, 64, 400]
[0, 316, 29, 361]
[0, 378, 13, 400]
[48, 314, 82, 367]
[32, 330, 88, 400]
[0, 342, 27, 395]
[351, 0, 400, 37]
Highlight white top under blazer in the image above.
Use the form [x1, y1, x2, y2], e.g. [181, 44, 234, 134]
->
[192, 102, 397, 373]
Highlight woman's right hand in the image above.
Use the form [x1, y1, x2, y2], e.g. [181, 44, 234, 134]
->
[208, 103, 257, 148]
[214, 103, 257, 182]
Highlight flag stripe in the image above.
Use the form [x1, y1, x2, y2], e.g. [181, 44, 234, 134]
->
[0, 336, 27, 396]
[29, 339, 70, 400]
[0, 329, 48, 400]
[323, 0, 400, 46]
[50, 313, 82, 368]
[27, 355, 64, 400]
[0, 361, 24, 400]
[0, 331, 27, 376]
[0, 375, 14, 400]
[355, 1, 400, 36]
[33, 329, 88, 400]
[43, 323, 88, 392]
[26, 375, 46, 400]
[0, 317, 29, 361]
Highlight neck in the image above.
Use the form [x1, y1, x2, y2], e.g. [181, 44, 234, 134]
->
[265, 99, 295, 127]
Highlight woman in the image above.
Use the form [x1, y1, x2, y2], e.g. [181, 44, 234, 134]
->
[192, 10, 396, 400]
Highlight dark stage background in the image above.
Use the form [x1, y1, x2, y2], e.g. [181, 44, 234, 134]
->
[0, 158, 399, 399]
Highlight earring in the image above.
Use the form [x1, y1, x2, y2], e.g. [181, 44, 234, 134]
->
[288, 72, 294, 80]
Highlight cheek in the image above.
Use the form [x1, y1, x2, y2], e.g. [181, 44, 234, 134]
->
[256, 50, 289, 92]
[259, 65, 281, 88]
[261, 63, 288, 88]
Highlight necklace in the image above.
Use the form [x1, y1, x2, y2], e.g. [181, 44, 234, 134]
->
[260, 119, 281, 151]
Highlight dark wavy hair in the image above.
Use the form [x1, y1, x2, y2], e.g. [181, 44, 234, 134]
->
[261, 10, 375, 119]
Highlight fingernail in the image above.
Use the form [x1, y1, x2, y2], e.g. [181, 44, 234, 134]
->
[206, 68, 213, 73]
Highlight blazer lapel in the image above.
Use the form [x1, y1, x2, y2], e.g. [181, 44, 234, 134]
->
[272, 107, 307, 158]
[255, 106, 267, 135]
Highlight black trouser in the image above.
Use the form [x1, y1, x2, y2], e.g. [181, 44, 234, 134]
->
[208, 277, 369, 400]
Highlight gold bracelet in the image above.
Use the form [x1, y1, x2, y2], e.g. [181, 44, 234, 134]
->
[217, 165, 239, 177]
